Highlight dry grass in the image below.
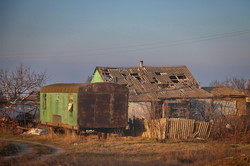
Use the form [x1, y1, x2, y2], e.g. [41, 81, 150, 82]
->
[26, 135, 249, 166]
[27, 141, 250, 166]
[1, 127, 250, 166]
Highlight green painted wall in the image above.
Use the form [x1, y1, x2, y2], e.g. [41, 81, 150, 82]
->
[91, 70, 104, 83]
[40, 92, 78, 126]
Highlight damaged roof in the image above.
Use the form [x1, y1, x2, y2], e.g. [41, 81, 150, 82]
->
[94, 65, 212, 101]
[203, 87, 246, 98]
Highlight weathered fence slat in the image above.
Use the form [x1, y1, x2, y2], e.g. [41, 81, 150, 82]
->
[142, 118, 212, 140]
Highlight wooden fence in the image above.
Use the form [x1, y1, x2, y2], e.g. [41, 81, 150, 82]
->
[142, 118, 213, 140]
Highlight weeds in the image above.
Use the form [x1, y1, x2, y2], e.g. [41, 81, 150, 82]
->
[1, 117, 250, 166]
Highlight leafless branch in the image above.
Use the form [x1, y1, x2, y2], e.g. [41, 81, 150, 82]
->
[210, 76, 247, 90]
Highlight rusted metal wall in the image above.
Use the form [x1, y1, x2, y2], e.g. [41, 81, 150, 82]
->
[77, 83, 128, 129]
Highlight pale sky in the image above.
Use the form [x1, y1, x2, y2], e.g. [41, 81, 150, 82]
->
[1, 0, 250, 86]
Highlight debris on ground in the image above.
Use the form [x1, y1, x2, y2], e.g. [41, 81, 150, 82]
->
[24, 128, 48, 135]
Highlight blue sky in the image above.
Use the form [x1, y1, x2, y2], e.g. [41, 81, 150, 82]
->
[1, 0, 250, 86]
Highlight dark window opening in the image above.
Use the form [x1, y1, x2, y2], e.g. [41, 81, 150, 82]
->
[155, 72, 161, 75]
[158, 84, 174, 89]
[103, 72, 112, 80]
[103, 69, 108, 72]
[135, 76, 141, 81]
[102, 71, 112, 80]
[131, 73, 142, 81]
[103, 72, 110, 76]
[172, 80, 179, 83]
[169, 76, 177, 79]
[152, 77, 158, 83]
[130, 73, 139, 76]
[43, 94, 46, 110]
[169, 76, 179, 83]
[177, 75, 186, 79]
[170, 74, 188, 83]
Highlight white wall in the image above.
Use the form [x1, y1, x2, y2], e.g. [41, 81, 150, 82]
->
[128, 102, 152, 120]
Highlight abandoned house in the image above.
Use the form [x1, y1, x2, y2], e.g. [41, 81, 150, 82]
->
[90, 61, 213, 121]
[202, 87, 249, 117]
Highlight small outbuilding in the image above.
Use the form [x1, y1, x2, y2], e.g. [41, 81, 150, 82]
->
[40, 83, 129, 132]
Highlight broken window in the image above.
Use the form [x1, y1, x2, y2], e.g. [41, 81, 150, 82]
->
[68, 94, 74, 112]
[177, 75, 186, 79]
[170, 74, 188, 83]
[169, 76, 179, 83]
[104, 75, 112, 80]
[103, 69, 108, 72]
[43, 94, 47, 110]
[158, 84, 174, 89]
[155, 72, 167, 76]
[213, 100, 237, 116]
[102, 70, 112, 80]
[130, 73, 142, 81]
[152, 77, 158, 83]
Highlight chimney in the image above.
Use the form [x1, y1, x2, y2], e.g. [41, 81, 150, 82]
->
[248, 80, 250, 89]
[139, 60, 143, 68]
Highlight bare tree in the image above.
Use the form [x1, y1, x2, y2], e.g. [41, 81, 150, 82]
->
[0, 64, 47, 100]
[210, 76, 247, 90]
[0, 64, 47, 122]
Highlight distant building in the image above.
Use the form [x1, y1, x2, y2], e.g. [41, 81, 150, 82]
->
[203, 87, 248, 116]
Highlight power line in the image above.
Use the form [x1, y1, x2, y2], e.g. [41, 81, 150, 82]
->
[2, 29, 250, 60]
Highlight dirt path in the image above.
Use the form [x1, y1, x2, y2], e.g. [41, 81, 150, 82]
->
[1, 139, 65, 162]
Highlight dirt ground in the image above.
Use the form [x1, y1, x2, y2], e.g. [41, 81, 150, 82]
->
[1, 131, 250, 166]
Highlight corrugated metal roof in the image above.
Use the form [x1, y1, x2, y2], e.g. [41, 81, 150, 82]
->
[41, 83, 91, 93]
[41, 83, 128, 93]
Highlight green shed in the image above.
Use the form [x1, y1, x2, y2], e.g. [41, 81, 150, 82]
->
[40, 83, 128, 131]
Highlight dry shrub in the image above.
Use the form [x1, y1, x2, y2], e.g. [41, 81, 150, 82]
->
[211, 115, 250, 143]
[45, 128, 84, 146]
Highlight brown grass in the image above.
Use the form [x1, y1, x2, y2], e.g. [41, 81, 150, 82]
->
[1, 125, 250, 166]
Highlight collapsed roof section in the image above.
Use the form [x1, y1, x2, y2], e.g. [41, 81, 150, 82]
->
[93, 64, 212, 101]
